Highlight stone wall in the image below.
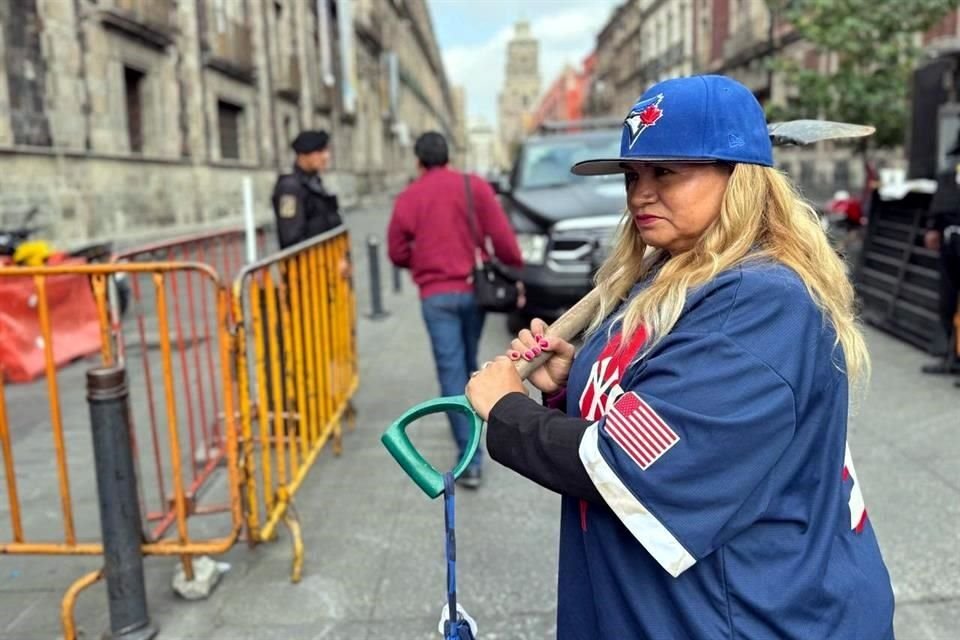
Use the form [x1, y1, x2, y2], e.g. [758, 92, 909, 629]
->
[0, 149, 278, 246]
[0, 0, 462, 246]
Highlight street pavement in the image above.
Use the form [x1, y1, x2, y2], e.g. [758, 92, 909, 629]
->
[1, 197, 958, 639]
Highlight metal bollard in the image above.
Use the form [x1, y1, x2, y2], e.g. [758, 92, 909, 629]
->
[392, 264, 403, 293]
[87, 366, 158, 640]
[366, 234, 390, 319]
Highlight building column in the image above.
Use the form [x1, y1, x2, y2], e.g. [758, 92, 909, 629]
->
[294, 0, 314, 130]
[0, 28, 13, 146]
[252, 0, 279, 169]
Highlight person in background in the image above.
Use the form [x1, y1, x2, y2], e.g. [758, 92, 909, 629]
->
[388, 132, 523, 489]
[466, 75, 894, 638]
[272, 129, 350, 278]
[272, 130, 342, 247]
[921, 141, 960, 380]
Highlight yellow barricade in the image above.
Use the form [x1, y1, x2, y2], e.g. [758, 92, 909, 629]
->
[230, 228, 358, 580]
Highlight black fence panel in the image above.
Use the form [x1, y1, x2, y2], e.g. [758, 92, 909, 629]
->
[855, 192, 942, 352]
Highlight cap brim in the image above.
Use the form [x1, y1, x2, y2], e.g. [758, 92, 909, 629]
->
[571, 158, 716, 176]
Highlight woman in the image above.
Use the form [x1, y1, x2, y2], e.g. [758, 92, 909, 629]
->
[465, 75, 895, 639]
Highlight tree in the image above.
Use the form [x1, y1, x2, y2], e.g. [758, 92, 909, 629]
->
[765, 0, 956, 150]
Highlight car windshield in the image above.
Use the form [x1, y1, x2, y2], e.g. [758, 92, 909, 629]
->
[517, 135, 621, 189]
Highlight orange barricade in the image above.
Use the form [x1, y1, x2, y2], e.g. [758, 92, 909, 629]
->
[114, 227, 269, 278]
[0, 259, 102, 382]
[0, 261, 241, 640]
[111, 229, 267, 546]
[0, 225, 359, 638]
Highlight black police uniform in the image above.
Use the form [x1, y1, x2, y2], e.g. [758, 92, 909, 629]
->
[927, 168, 960, 345]
[271, 166, 343, 249]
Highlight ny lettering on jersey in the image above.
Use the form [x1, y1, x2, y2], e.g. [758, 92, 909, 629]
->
[578, 328, 648, 420]
[576, 327, 647, 532]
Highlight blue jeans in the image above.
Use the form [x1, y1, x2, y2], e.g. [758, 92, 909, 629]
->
[421, 292, 486, 470]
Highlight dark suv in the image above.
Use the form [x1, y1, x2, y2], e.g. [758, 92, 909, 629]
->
[496, 123, 625, 331]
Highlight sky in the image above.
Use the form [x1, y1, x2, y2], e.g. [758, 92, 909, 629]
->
[427, 0, 622, 128]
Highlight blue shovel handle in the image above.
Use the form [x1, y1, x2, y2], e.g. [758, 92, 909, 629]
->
[380, 395, 483, 499]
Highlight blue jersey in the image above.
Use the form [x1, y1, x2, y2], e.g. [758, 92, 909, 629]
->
[559, 263, 895, 639]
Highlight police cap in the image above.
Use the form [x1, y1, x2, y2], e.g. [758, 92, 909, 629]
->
[291, 130, 330, 154]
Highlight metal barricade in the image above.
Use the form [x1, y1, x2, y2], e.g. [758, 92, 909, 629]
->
[1, 225, 360, 636]
[231, 227, 358, 581]
[111, 232, 268, 547]
[111, 227, 269, 362]
[0, 262, 241, 639]
[856, 193, 942, 351]
[114, 227, 269, 279]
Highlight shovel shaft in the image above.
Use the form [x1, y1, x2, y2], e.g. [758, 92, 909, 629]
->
[515, 287, 603, 380]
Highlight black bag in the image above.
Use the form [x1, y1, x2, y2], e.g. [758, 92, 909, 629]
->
[463, 174, 520, 313]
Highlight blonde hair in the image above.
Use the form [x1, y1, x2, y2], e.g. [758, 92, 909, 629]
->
[589, 163, 870, 387]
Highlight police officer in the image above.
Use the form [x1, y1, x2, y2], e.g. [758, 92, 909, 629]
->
[272, 130, 342, 249]
[921, 142, 960, 378]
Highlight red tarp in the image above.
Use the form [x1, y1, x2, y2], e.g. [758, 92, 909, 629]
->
[0, 263, 102, 382]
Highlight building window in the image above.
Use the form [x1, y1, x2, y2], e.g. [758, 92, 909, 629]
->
[124, 66, 145, 153]
[800, 160, 815, 186]
[218, 100, 243, 160]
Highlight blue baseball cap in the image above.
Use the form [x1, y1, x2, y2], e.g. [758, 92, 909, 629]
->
[571, 75, 773, 175]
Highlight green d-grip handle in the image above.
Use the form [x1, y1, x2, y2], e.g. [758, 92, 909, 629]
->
[381, 394, 483, 499]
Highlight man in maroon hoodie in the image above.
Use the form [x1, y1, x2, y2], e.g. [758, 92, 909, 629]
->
[388, 132, 523, 488]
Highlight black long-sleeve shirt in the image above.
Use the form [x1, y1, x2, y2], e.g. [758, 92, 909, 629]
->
[486, 392, 604, 504]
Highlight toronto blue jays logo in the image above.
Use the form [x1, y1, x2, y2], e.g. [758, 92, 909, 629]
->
[624, 94, 664, 149]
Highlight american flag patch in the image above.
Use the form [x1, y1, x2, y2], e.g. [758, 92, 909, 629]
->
[603, 392, 679, 470]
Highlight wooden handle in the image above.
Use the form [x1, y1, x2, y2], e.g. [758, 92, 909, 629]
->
[514, 287, 603, 380]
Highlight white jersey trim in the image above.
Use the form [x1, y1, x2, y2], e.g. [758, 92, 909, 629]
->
[579, 423, 697, 578]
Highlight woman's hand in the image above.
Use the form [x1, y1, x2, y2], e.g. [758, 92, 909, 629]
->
[465, 356, 526, 421]
[506, 318, 576, 395]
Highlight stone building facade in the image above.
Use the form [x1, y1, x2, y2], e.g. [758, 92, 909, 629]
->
[497, 20, 540, 165]
[585, 1, 636, 117]
[582, 0, 907, 204]
[528, 64, 589, 131]
[0, 0, 463, 245]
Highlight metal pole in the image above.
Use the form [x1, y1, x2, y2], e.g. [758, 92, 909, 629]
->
[87, 367, 158, 640]
[242, 176, 257, 264]
[366, 234, 389, 319]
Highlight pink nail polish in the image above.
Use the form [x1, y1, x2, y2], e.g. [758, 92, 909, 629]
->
[532, 346, 542, 356]
[508, 351, 520, 360]
[539, 338, 549, 349]
[524, 350, 534, 360]
[534, 334, 543, 341]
